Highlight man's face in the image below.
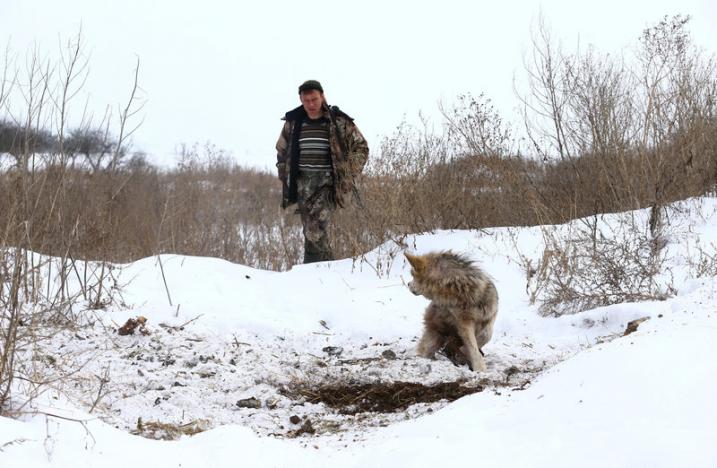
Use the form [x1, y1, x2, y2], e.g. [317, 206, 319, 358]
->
[300, 90, 324, 118]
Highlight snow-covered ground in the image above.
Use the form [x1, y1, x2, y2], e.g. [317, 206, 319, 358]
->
[1, 198, 716, 467]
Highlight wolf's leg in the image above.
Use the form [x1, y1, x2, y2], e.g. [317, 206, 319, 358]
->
[442, 335, 468, 366]
[457, 321, 486, 372]
[475, 317, 496, 350]
[416, 327, 444, 359]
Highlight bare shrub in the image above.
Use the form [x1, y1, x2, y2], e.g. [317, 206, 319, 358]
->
[499, 15, 716, 316]
[0, 32, 136, 414]
[688, 242, 717, 279]
[518, 15, 717, 225]
[329, 96, 532, 271]
[537, 217, 671, 317]
[157, 142, 301, 270]
[0, 247, 123, 414]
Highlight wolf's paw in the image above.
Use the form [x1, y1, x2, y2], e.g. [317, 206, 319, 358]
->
[470, 360, 487, 372]
[416, 349, 436, 360]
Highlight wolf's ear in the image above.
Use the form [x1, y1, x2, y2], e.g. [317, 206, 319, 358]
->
[404, 252, 426, 272]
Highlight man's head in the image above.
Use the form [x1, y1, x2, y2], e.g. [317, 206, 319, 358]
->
[298, 80, 323, 95]
[298, 80, 325, 119]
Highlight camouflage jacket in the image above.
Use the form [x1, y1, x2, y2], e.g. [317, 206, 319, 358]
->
[275, 104, 369, 208]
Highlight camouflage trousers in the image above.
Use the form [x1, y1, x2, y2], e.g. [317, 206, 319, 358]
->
[296, 170, 336, 263]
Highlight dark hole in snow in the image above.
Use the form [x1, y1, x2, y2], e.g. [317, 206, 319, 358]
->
[280, 381, 483, 414]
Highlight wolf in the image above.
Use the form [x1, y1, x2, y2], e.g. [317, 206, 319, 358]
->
[404, 251, 498, 372]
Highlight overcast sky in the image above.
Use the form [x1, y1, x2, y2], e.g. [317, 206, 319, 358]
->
[2, 0, 716, 169]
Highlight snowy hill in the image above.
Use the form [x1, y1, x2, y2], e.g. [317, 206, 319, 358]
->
[1, 199, 716, 467]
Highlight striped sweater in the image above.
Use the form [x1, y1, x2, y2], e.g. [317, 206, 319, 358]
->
[298, 118, 331, 172]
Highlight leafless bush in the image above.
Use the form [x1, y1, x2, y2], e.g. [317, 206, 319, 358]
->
[496, 15, 716, 316]
[157, 142, 301, 270]
[537, 217, 671, 317]
[688, 242, 717, 279]
[0, 31, 136, 414]
[518, 15, 716, 223]
[329, 98, 531, 270]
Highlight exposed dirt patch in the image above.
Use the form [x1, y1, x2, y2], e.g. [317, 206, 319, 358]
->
[281, 380, 484, 415]
[623, 316, 650, 336]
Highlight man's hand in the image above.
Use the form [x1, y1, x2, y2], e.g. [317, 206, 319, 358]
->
[276, 162, 286, 181]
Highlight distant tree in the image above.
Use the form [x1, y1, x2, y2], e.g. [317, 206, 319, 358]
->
[65, 127, 116, 171]
[125, 151, 152, 172]
[0, 118, 55, 164]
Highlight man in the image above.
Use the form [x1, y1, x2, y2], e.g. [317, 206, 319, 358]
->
[276, 80, 369, 263]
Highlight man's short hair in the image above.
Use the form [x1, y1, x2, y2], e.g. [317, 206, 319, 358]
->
[298, 80, 324, 94]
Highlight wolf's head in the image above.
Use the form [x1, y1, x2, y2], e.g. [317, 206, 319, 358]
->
[404, 250, 489, 303]
[404, 251, 428, 297]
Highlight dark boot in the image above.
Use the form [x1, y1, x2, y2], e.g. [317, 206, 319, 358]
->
[303, 242, 322, 264]
[303, 240, 333, 264]
[303, 251, 321, 264]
